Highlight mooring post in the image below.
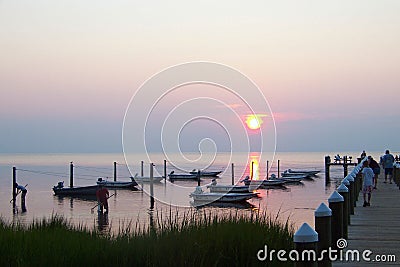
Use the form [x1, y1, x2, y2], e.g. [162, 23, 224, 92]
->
[324, 156, 330, 183]
[293, 223, 318, 267]
[337, 184, 349, 239]
[343, 158, 348, 177]
[12, 166, 17, 207]
[328, 191, 344, 249]
[69, 162, 74, 188]
[266, 160, 269, 178]
[197, 170, 201, 186]
[251, 161, 254, 179]
[163, 160, 167, 181]
[315, 203, 332, 267]
[277, 159, 280, 178]
[341, 179, 351, 224]
[346, 175, 355, 214]
[113, 161, 117, 182]
[231, 163, 234, 185]
[141, 161, 144, 177]
[150, 163, 154, 209]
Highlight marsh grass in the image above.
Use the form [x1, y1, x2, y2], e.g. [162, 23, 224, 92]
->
[0, 210, 293, 266]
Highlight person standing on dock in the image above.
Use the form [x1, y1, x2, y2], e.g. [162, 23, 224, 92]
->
[361, 160, 374, 207]
[368, 156, 380, 189]
[360, 150, 367, 159]
[382, 149, 395, 184]
[96, 184, 109, 213]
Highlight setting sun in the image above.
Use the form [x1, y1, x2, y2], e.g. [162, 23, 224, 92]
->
[245, 114, 265, 130]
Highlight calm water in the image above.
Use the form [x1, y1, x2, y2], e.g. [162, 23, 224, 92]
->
[0, 152, 372, 233]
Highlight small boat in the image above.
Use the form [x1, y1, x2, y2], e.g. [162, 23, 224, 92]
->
[96, 178, 138, 189]
[53, 181, 99, 196]
[282, 169, 320, 176]
[168, 171, 199, 181]
[269, 174, 303, 183]
[189, 169, 222, 177]
[190, 186, 258, 203]
[207, 179, 251, 193]
[130, 174, 164, 183]
[241, 176, 286, 187]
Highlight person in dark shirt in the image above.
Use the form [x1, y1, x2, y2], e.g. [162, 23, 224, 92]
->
[368, 156, 380, 189]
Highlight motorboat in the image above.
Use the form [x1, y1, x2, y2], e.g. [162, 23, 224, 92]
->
[53, 181, 99, 196]
[206, 179, 251, 193]
[190, 186, 258, 203]
[130, 173, 164, 183]
[96, 177, 138, 189]
[189, 169, 222, 177]
[241, 176, 286, 187]
[168, 171, 199, 181]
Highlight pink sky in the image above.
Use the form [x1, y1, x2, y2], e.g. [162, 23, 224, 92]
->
[1, 0, 399, 153]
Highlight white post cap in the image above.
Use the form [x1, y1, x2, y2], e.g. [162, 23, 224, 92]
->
[328, 191, 344, 202]
[315, 203, 332, 217]
[337, 183, 349, 193]
[294, 223, 318, 243]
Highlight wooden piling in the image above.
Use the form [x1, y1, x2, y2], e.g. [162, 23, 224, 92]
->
[113, 161, 117, 182]
[343, 156, 348, 177]
[337, 183, 349, 238]
[346, 175, 355, 214]
[325, 156, 330, 183]
[294, 223, 318, 267]
[163, 160, 167, 181]
[328, 191, 344, 248]
[277, 159, 280, 178]
[315, 203, 332, 267]
[141, 161, 144, 177]
[231, 163, 234, 185]
[149, 163, 154, 209]
[251, 161, 254, 179]
[69, 162, 74, 188]
[12, 166, 16, 206]
[197, 170, 201, 187]
[266, 160, 269, 178]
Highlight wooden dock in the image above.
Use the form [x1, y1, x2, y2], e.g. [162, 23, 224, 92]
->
[333, 172, 400, 266]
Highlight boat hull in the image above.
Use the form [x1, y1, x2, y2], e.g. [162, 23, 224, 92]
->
[96, 180, 138, 189]
[208, 184, 251, 193]
[189, 171, 222, 177]
[131, 176, 164, 183]
[53, 185, 99, 196]
[190, 192, 257, 202]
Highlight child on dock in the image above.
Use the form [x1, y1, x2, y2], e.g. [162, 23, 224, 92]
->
[367, 156, 380, 189]
[361, 160, 374, 207]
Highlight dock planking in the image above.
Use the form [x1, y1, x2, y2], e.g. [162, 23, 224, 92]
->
[333, 172, 400, 266]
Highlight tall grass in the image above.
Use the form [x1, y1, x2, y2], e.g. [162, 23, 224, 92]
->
[0, 210, 293, 266]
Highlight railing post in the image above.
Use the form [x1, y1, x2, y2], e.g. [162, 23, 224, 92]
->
[328, 191, 344, 249]
[315, 203, 332, 267]
[346, 175, 355, 214]
[293, 223, 318, 267]
[337, 183, 349, 239]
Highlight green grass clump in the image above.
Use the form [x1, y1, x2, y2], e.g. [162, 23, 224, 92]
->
[0, 211, 293, 267]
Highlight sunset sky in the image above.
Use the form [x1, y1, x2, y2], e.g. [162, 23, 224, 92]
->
[1, 0, 399, 153]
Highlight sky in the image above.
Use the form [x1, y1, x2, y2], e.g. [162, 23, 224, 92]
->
[1, 0, 400, 154]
